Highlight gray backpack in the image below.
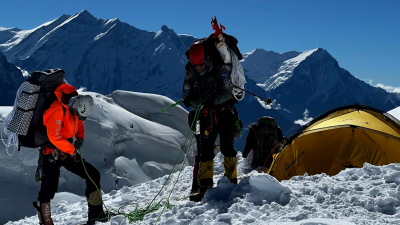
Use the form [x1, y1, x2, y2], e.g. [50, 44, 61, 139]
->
[2, 69, 65, 154]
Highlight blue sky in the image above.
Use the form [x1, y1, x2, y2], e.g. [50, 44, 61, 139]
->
[1, 0, 399, 90]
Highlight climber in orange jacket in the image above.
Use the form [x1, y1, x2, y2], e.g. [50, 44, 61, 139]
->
[42, 83, 85, 155]
[33, 83, 105, 225]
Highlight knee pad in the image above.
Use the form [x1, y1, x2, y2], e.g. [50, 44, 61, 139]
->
[86, 189, 103, 206]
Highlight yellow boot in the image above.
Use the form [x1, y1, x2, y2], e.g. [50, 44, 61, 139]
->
[223, 156, 238, 184]
[190, 160, 214, 202]
[198, 160, 214, 188]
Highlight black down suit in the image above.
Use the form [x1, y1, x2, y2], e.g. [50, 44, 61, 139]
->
[182, 34, 242, 196]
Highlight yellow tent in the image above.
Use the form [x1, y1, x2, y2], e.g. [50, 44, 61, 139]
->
[268, 104, 400, 181]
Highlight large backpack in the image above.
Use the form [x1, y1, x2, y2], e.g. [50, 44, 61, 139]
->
[185, 33, 246, 101]
[2, 69, 65, 153]
[251, 116, 281, 169]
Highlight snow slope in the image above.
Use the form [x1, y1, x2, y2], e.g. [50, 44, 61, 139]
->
[5, 152, 400, 225]
[388, 106, 400, 120]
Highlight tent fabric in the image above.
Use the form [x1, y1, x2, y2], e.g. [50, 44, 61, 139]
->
[268, 104, 400, 181]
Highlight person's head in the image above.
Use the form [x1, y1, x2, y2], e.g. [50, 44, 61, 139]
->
[189, 42, 207, 73]
[73, 94, 94, 121]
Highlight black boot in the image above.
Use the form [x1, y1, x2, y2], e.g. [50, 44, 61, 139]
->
[87, 203, 107, 223]
[85, 189, 108, 224]
[189, 187, 210, 202]
[33, 201, 54, 225]
[190, 177, 200, 194]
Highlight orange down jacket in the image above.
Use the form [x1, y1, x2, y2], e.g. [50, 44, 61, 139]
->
[42, 84, 84, 155]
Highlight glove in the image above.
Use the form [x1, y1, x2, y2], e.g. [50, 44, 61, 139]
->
[183, 99, 191, 108]
[74, 138, 84, 150]
[234, 119, 243, 137]
[266, 97, 272, 105]
[203, 96, 214, 108]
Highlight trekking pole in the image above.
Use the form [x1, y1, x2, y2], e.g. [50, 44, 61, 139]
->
[233, 85, 273, 105]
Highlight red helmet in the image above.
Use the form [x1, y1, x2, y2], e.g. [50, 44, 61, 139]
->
[189, 43, 205, 65]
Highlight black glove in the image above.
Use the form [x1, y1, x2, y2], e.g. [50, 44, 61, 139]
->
[266, 97, 272, 105]
[203, 96, 214, 108]
[183, 99, 191, 108]
[74, 138, 84, 150]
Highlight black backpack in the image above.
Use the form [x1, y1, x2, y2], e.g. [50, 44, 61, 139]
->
[250, 116, 281, 168]
[255, 116, 279, 151]
[6, 69, 65, 149]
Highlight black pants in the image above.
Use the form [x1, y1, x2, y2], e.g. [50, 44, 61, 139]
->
[189, 106, 237, 188]
[189, 106, 237, 162]
[38, 153, 101, 203]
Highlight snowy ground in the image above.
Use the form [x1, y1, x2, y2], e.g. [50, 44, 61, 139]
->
[6, 151, 400, 225]
[2, 95, 400, 224]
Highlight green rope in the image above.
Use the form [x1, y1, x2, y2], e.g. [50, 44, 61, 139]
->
[153, 102, 202, 223]
[78, 99, 203, 224]
[161, 99, 184, 112]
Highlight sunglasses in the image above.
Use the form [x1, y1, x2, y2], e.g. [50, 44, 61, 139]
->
[193, 62, 205, 68]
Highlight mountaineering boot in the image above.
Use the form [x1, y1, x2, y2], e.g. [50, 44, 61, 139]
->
[86, 189, 106, 223]
[189, 186, 210, 202]
[223, 156, 238, 184]
[190, 160, 214, 202]
[33, 201, 54, 225]
[190, 177, 200, 194]
[198, 160, 214, 188]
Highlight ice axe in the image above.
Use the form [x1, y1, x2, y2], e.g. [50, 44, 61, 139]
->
[233, 85, 273, 105]
[211, 16, 225, 38]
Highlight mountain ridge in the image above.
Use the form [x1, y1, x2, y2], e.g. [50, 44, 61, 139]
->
[242, 47, 400, 120]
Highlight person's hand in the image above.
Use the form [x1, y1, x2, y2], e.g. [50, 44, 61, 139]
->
[266, 97, 272, 105]
[74, 138, 84, 149]
[183, 99, 191, 108]
[217, 33, 224, 42]
[71, 148, 81, 162]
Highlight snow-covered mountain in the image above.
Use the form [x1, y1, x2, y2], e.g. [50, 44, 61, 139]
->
[242, 48, 400, 121]
[0, 51, 25, 106]
[0, 10, 192, 99]
[0, 90, 194, 224]
[241, 49, 301, 83]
